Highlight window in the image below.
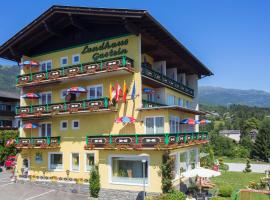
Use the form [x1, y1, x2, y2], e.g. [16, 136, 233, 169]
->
[88, 85, 103, 99]
[110, 156, 148, 185]
[186, 100, 190, 108]
[39, 92, 52, 105]
[85, 153, 95, 172]
[71, 153, 80, 172]
[72, 120, 80, 130]
[60, 120, 68, 131]
[49, 153, 63, 171]
[178, 98, 183, 107]
[145, 116, 164, 134]
[40, 60, 52, 71]
[72, 54, 80, 64]
[60, 89, 67, 99]
[60, 57, 68, 66]
[179, 152, 188, 173]
[167, 95, 175, 106]
[39, 123, 51, 137]
[170, 116, 180, 133]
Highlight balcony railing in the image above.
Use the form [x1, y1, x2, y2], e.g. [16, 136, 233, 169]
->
[141, 66, 194, 96]
[16, 97, 109, 118]
[85, 132, 208, 150]
[16, 136, 61, 148]
[142, 99, 167, 108]
[16, 56, 134, 86]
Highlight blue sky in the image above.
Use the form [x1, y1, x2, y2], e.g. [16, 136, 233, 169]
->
[1, 0, 270, 92]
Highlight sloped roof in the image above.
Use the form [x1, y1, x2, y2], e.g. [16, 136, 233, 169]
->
[0, 5, 213, 76]
[0, 91, 20, 100]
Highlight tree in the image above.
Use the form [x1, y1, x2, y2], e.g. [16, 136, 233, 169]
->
[243, 159, 252, 173]
[160, 151, 174, 193]
[251, 118, 270, 161]
[89, 166, 100, 198]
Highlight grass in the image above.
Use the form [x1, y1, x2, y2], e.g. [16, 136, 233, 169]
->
[211, 171, 269, 200]
[222, 157, 269, 164]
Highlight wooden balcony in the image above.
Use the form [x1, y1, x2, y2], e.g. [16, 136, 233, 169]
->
[85, 132, 208, 150]
[16, 56, 134, 87]
[141, 66, 194, 97]
[16, 136, 60, 149]
[16, 97, 111, 118]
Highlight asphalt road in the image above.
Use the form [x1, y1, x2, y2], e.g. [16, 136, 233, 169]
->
[226, 163, 270, 173]
[0, 171, 90, 200]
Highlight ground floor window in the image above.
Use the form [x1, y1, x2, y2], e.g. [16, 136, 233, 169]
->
[110, 156, 149, 185]
[85, 153, 95, 171]
[71, 153, 80, 172]
[49, 153, 63, 171]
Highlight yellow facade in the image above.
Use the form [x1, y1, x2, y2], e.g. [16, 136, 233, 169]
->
[16, 34, 205, 193]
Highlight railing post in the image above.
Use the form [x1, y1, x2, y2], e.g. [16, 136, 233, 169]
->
[64, 101, 67, 112]
[165, 133, 169, 145]
[82, 100, 86, 109]
[100, 61, 103, 71]
[176, 133, 179, 143]
[30, 73, 33, 81]
[135, 133, 139, 144]
[80, 64, 83, 73]
[61, 66, 64, 76]
[104, 97, 109, 108]
[46, 104, 49, 112]
[122, 56, 126, 66]
[47, 136, 50, 145]
[184, 133, 187, 143]
[109, 134, 112, 144]
[30, 105, 33, 113]
[86, 136, 88, 145]
[45, 69, 48, 79]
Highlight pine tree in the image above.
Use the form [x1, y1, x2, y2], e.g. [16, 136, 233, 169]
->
[251, 118, 270, 161]
[244, 159, 252, 173]
[89, 166, 100, 198]
[161, 151, 174, 193]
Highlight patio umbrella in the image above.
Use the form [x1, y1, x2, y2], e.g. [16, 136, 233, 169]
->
[19, 60, 39, 74]
[23, 122, 39, 137]
[182, 167, 221, 178]
[199, 119, 211, 125]
[67, 86, 87, 94]
[21, 93, 40, 108]
[115, 116, 136, 124]
[180, 118, 197, 125]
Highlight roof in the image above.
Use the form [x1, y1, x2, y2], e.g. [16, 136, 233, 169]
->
[138, 105, 206, 115]
[0, 5, 213, 77]
[219, 130, 241, 135]
[0, 90, 20, 100]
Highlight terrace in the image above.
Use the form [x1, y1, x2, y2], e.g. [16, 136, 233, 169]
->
[16, 97, 111, 118]
[16, 56, 134, 87]
[16, 136, 61, 149]
[85, 132, 208, 150]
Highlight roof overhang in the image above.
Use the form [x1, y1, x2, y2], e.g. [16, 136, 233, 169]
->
[0, 5, 213, 77]
[138, 105, 206, 115]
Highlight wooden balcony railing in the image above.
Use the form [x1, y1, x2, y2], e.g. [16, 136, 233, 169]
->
[85, 132, 208, 150]
[16, 136, 60, 149]
[16, 97, 109, 118]
[141, 66, 194, 96]
[16, 56, 134, 86]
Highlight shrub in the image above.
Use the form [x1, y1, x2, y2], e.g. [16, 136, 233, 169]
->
[243, 159, 252, 173]
[89, 166, 100, 198]
[160, 151, 174, 193]
[0, 167, 2, 172]
[218, 185, 233, 197]
[164, 190, 186, 200]
[211, 197, 225, 200]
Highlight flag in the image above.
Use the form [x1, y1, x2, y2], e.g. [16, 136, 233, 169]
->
[123, 80, 127, 103]
[109, 83, 116, 102]
[131, 82, 136, 100]
[115, 82, 122, 102]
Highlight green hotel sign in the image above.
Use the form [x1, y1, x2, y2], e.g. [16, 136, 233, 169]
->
[81, 38, 129, 62]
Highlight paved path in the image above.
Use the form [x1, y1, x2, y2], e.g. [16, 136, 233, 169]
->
[226, 163, 270, 173]
[0, 171, 89, 200]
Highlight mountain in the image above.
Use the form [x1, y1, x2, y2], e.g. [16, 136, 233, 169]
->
[0, 65, 19, 93]
[199, 86, 270, 107]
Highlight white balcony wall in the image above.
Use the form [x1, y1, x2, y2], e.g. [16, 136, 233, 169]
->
[166, 68, 177, 81]
[153, 61, 166, 75]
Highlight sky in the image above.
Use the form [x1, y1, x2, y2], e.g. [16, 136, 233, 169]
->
[0, 0, 270, 92]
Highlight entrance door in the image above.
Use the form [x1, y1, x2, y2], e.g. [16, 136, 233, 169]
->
[22, 158, 30, 177]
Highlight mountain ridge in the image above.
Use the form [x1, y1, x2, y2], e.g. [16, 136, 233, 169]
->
[199, 86, 270, 107]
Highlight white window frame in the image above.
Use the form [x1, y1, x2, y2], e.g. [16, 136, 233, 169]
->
[72, 120, 80, 130]
[87, 84, 103, 100]
[72, 54, 80, 64]
[60, 56, 68, 66]
[85, 152, 95, 172]
[144, 116, 164, 134]
[48, 152, 63, 171]
[39, 91, 52, 105]
[39, 122, 52, 137]
[60, 120, 68, 131]
[70, 152, 80, 172]
[108, 154, 150, 186]
[170, 115, 181, 133]
[40, 60, 52, 71]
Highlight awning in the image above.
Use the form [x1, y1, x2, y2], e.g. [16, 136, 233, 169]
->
[182, 167, 221, 178]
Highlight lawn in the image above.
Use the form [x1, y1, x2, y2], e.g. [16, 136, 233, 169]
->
[211, 171, 269, 200]
[222, 157, 269, 164]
